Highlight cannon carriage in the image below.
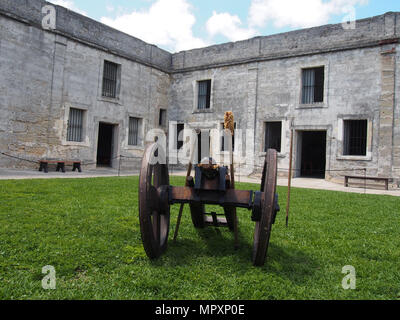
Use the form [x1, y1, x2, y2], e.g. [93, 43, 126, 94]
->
[138, 113, 280, 266]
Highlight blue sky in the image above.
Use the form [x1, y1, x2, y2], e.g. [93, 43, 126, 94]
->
[49, 0, 400, 52]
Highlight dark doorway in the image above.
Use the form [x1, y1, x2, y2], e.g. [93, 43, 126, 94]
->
[300, 131, 327, 178]
[197, 130, 210, 164]
[97, 123, 115, 167]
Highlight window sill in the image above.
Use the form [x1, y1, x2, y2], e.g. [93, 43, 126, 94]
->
[296, 103, 326, 109]
[337, 155, 372, 161]
[192, 109, 214, 114]
[62, 140, 90, 147]
[126, 145, 145, 151]
[98, 97, 122, 105]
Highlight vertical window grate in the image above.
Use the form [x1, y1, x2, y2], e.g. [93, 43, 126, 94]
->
[343, 120, 368, 156]
[198, 80, 211, 110]
[176, 124, 184, 150]
[67, 108, 84, 142]
[264, 122, 282, 153]
[102, 61, 119, 98]
[128, 117, 140, 146]
[302, 67, 324, 104]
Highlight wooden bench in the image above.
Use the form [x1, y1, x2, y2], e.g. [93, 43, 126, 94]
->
[344, 175, 389, 190]
[39, 160, 82, 173]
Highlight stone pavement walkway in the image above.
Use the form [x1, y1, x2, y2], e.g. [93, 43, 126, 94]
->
[0, 167, 140, 180]
[0, 167, 399, 197]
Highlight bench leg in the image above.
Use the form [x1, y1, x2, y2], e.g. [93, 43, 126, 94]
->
[56, 163, 66, 173]
[344, 177, 349, 187]
[44, 163, 48, 173]
[39, 162, 43, 172]
[73, 163, 82, 172]
[385, 180, 389, 191]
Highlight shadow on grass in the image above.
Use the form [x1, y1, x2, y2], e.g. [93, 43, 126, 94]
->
[265, 243, 319, 284]
[152, 226, 318, 285]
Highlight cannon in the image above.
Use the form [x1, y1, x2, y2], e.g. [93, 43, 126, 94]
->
[138, 114, 280, 266]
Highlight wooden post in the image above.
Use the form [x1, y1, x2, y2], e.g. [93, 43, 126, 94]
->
[173, 132, 197, 242]
[286, 127, 294, 227]
[230, 135, 239, 250]
[224, 111, 239, 250]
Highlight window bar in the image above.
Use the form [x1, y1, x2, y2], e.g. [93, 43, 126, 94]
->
[72, 108, 76, 142]
[129, 118, 139, 146]
[77, 109, 82, 142]
[103, 61, 118, 98]
[72, 109, 76, 142]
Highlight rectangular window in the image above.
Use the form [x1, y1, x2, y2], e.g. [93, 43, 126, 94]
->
[221, 122, 236, 151]
[159, 109, 167, 127]
[128, 117, 141, 146]
[198, 80, 211, 110]
[302, 67, 324, 104]
[176, 123, 184, 150]
[343, 120, 368, 156]
[102, 61, 120, 98]
[264, 122, 282, 153]
[67, 108, 84, 142]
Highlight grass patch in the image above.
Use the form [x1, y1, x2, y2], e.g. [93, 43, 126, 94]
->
[0, 176, 399, 300]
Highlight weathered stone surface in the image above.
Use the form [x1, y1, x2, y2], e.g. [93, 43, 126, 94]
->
[0, 0, 399, 187]
[171, 12, 400, 72]
[0, 0, 171, 71]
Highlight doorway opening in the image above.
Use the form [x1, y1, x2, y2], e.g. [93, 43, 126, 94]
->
[298, 131, 327, 178]
[197, 130, 211, 164]
[97, 123, 116, 167]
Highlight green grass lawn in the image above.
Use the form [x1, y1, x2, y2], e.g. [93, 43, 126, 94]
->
[0, 176, 399, 300]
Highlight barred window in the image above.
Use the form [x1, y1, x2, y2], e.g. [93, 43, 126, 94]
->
[264, 122, 282, 153]
[198, 80, 211, 110]
[128, 117, 141, 146]
[343, 120, 367, 156]
[102, 61, 120, 98]
[302, 67, 324, 104]
[67, 108, 84, 142]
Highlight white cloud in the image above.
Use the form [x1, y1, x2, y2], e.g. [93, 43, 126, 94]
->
[106, 5, 115, 13]
[248, 0, 368, 29]
[206, 11, 256, 42]
[100, 0, 207, 52]
[48, 0, 369, 52]
[48, 0, 87, 16]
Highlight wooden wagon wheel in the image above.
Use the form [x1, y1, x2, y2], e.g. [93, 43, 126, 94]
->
[139, 143, 170, 259]
[252, 149, 278, 266]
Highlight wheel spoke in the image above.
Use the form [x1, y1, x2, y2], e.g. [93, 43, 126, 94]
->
[152, 211, 161, 245]
[153, 165, 161, 188]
